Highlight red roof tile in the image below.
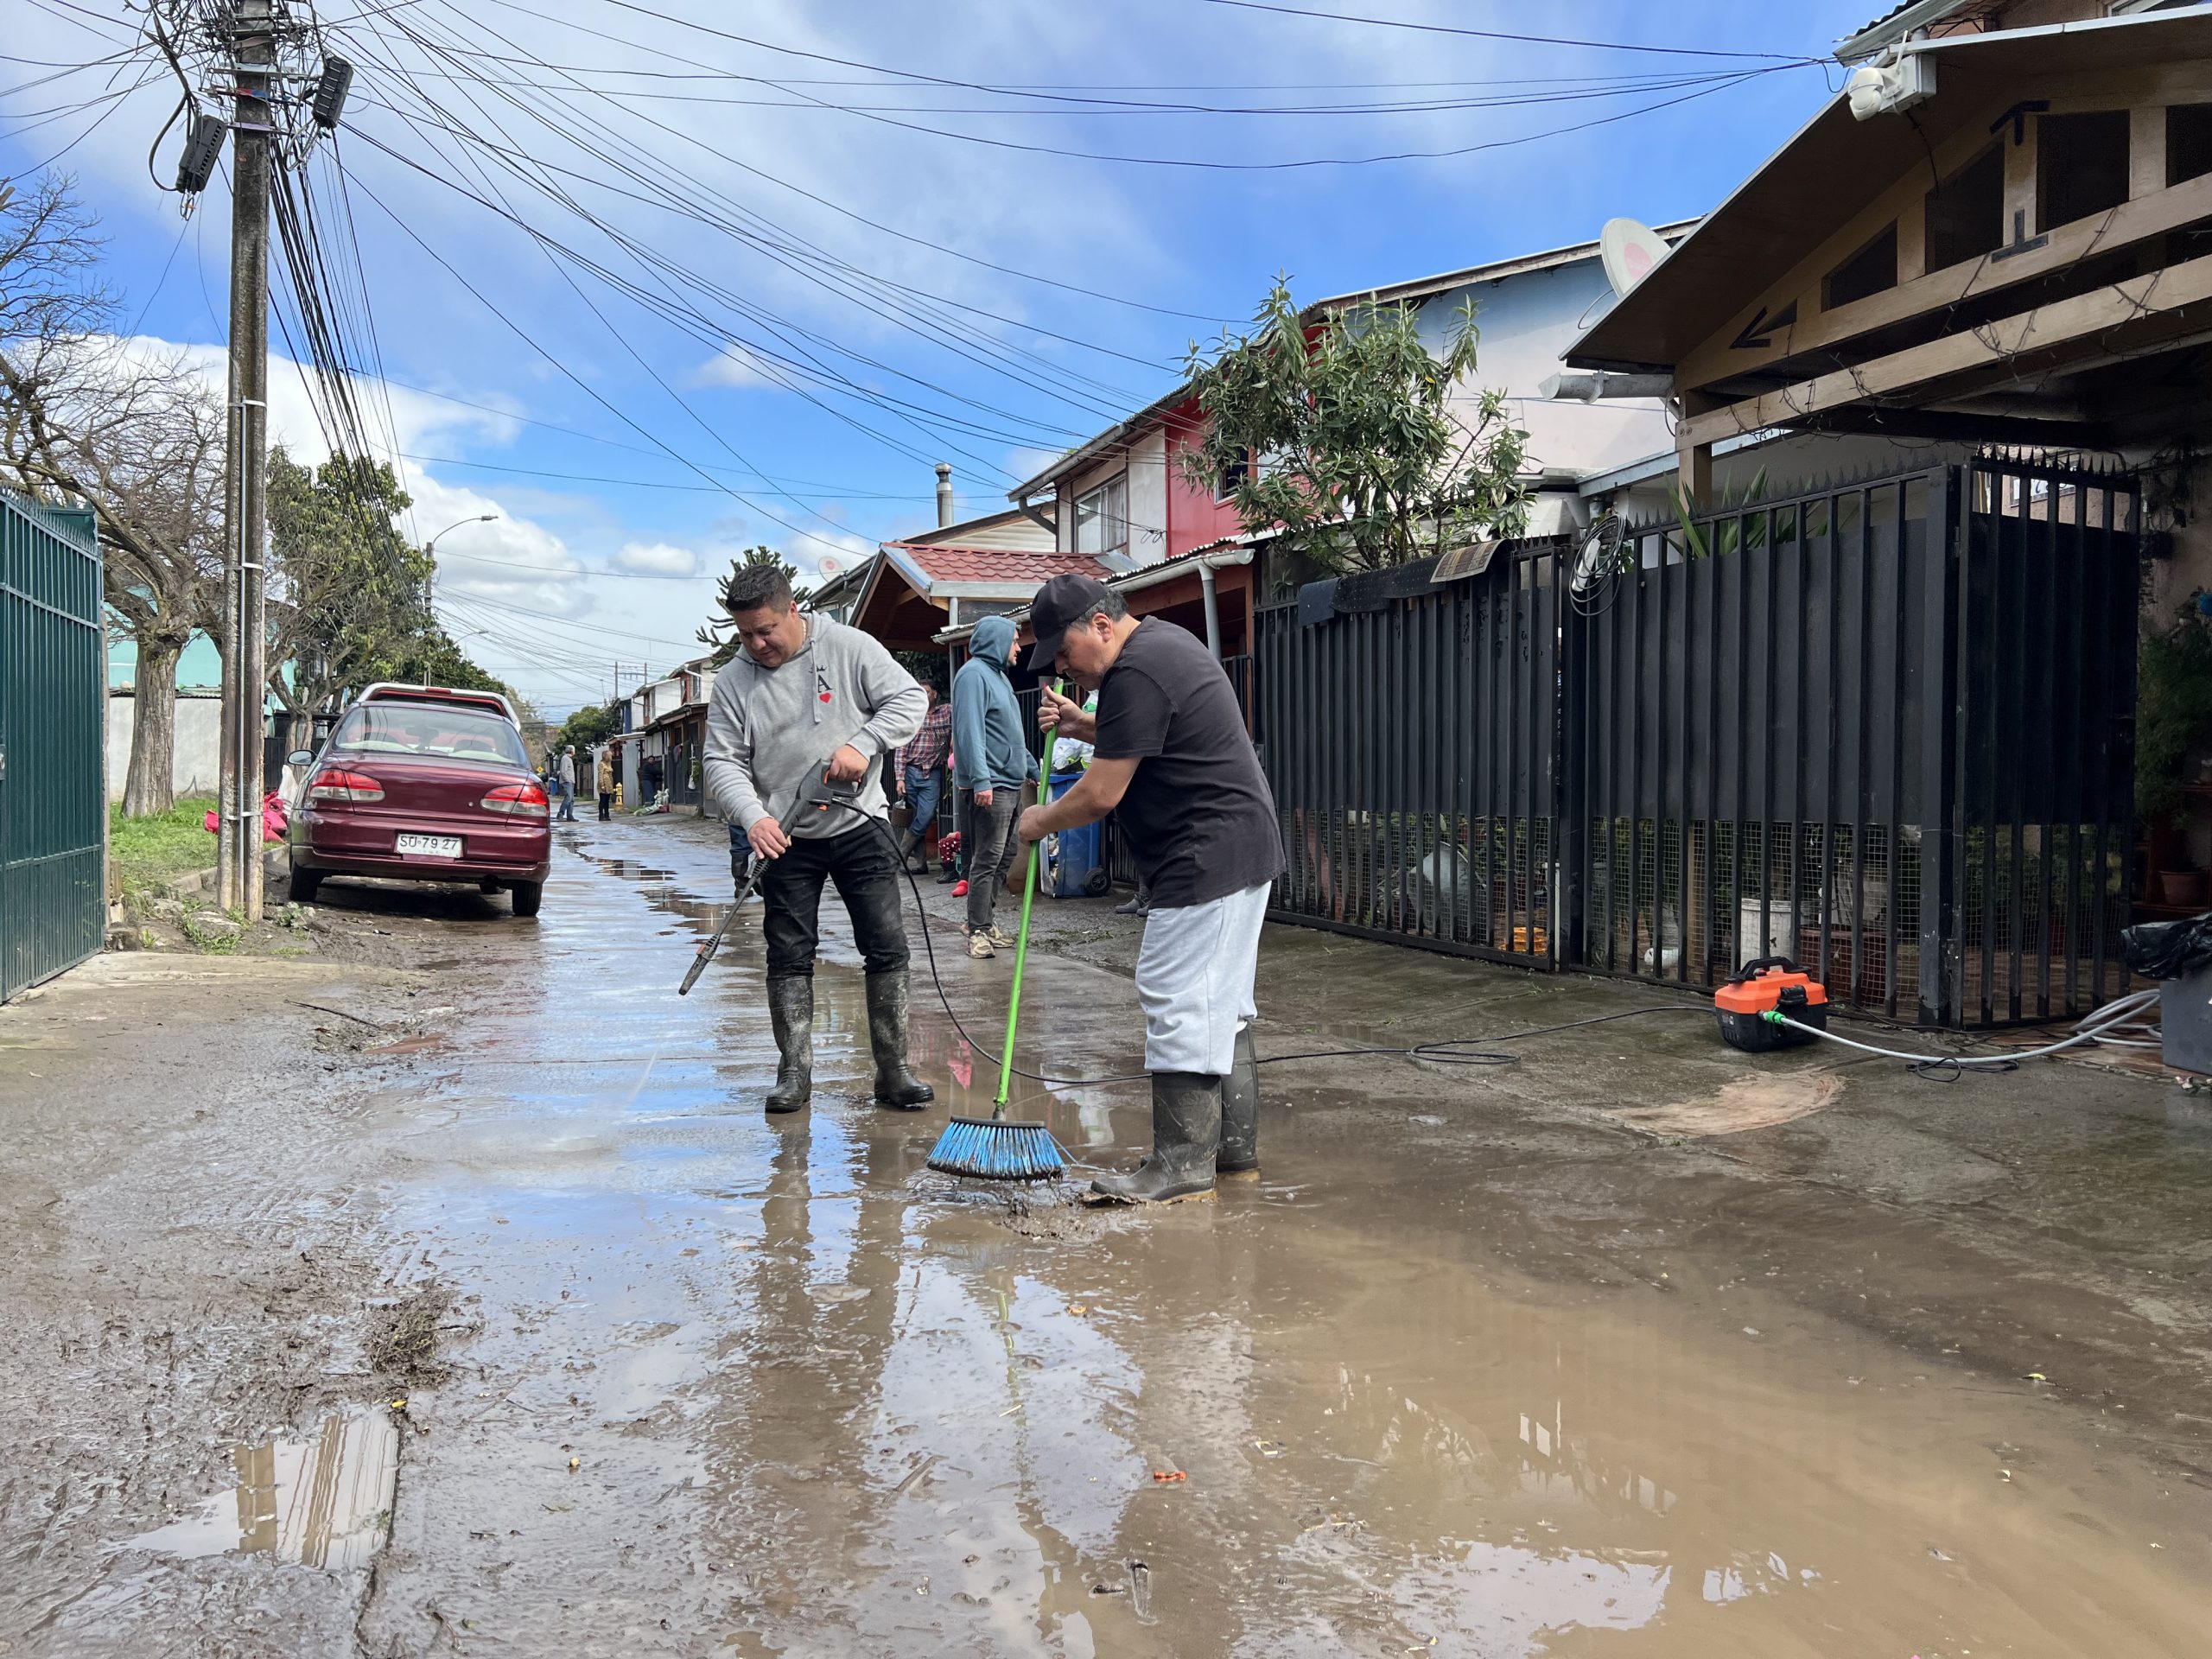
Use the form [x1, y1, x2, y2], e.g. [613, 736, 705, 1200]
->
[887, 543, 1107, 585]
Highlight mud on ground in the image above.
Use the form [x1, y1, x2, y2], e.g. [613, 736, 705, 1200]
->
[3, 816, 2210, 1656]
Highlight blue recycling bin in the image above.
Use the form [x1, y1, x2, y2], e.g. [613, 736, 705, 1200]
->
[1042, 771, 1109, 898]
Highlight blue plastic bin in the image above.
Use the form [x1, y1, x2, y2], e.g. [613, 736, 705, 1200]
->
[1042, 771, 1109, 898]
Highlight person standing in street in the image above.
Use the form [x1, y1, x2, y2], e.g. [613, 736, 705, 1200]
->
[1017, 575, 1282, 1204]
[552, 747, 577, 821]
[950, 614, 1038, 960]
[894, 680, 951, 874]
[702, 563, 934, 1115]
[595, 746, 616, 820]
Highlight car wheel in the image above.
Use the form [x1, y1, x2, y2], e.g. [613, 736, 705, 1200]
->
[289, 864, 321, 902]
[510, 880, 543, 918]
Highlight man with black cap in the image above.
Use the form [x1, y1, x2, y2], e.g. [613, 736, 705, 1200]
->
[1016, 573, 1282, 1203]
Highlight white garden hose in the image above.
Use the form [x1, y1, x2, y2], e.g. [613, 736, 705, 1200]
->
[1770, 988, 2164, 1072]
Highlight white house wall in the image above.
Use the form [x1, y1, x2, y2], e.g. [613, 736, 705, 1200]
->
[1411, 256, 1675, 481]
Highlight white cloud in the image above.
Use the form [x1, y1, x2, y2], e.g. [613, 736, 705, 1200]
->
[692, 348, 779, 390]
[613, 540, 698, 575]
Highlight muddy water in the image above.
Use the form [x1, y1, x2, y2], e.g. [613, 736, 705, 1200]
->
[357, 821, 2212, 1656]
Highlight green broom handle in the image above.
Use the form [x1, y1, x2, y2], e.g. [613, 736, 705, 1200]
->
[995, 820, 1040, 1111]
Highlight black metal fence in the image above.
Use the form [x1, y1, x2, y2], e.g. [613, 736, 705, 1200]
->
[1257, 551, 1561, 964]
[1252, 457, 2140, 1027]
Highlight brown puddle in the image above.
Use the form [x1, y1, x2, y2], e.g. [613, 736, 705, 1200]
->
[121, 1408, 397, 1571]
[1614, 1071, 1845, 1137]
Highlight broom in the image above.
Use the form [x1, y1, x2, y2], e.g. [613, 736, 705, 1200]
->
[926, 828, 1068, 1181]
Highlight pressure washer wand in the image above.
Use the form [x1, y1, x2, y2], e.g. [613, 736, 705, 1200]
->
[677, 760, 855, 995]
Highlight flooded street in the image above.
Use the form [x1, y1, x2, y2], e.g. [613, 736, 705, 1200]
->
[7, 816, 2212, 1656]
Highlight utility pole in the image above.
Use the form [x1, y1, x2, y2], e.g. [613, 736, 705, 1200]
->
[217, 0, 273, 918]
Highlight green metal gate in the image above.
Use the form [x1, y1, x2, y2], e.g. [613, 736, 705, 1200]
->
[2, 489, 105, 1001]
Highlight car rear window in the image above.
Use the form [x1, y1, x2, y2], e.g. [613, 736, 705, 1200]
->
[331, 703, 528, 767]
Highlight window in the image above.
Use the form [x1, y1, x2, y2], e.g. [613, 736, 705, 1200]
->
[1924, 143, 2005, 272]
[331, 703, 528, 767]
[1216, 452, 1249, 501]
[2038, 110, 2131, 231]
[1073, 474, 1127, 556]
[1823, 221, 1898, 310]
[2171, 102, 2212, 187]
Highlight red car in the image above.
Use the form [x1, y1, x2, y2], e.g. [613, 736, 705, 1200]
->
[285, 685, 552, 916]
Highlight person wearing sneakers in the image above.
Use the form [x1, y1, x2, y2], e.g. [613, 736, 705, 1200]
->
[1016, 575, 1283, 1204]
[702, 562, 935, 1116]
[950, 613, 1039, 960]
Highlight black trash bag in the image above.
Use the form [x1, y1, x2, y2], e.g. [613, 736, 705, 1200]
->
[2122, 913, 2212, 979]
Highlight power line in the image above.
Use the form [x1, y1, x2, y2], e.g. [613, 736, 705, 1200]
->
[1196, 0, 1822, 61]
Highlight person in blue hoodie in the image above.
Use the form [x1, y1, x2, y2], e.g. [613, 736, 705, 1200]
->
[951, 613, 1039, 959]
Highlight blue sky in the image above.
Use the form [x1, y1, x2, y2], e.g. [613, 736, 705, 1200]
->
[7, 1, 1876, 715]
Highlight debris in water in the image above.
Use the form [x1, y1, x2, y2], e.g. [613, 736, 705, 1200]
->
[1254, 1440, 1287, 1459]
[568, 1455, 582, 1472]
[1128, 1560, 1152, 1620]
[1151, 1470, 1185, 1483]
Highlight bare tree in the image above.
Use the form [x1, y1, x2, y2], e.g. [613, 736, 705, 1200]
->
[0, 175, 226, 816]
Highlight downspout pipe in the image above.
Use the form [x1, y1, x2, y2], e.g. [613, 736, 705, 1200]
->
[1197, 559, 1223, 660]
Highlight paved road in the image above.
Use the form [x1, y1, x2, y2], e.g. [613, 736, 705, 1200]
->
[5, 815, 2211, 1656]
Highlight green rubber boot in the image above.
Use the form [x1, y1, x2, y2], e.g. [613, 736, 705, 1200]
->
[764, 976, 813, 1114]
[1091, 1071, 1221, 1205]
[1217, 1026, 1259, 1175]
[865, 970, 935, 1110]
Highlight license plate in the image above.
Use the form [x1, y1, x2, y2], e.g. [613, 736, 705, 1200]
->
[396, 833, 463, 859]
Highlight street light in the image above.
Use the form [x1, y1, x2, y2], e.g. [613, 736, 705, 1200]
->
[419, 516, 497, 684]
[423, 513, 498, 614]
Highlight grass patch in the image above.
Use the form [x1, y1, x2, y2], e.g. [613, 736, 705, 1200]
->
[108, 797, 219, 889]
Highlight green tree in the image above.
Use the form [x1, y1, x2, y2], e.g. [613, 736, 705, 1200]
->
[266, 448, 432, 747]
[696, 544, 811, 665]
[1179, 278, 1530, 573]
[555, 699, 621, 753]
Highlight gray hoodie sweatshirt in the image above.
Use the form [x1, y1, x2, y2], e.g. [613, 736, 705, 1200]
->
[702, 616, 925, 840]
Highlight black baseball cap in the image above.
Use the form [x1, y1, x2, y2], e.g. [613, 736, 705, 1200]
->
[1025, 572, 1114, 672]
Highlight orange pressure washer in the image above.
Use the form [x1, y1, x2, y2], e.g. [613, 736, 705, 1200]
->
[1713, 957, 1830, 1052]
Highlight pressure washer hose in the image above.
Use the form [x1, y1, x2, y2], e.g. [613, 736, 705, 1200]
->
[1770, 987, 2164, 1077]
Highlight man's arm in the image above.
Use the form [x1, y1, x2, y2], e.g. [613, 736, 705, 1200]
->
[950, 667, 987, 794]
[1038, 685, 1096, 745]
[701, 672, 766, 832]
[1019, 756, 1135, 840]
[847, 630, 926, 757]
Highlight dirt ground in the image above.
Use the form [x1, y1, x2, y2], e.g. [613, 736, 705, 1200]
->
[4, 811, 2211, 1656]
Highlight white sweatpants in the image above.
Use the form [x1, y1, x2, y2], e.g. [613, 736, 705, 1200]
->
[1132, 880, 1269, 1076]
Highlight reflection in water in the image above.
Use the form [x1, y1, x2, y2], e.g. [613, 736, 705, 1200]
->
[124, 1410, 397, 1571]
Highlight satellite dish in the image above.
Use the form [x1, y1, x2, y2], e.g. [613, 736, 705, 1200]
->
[817, 556, 842, 578]
[1599, 218, 1671, 299]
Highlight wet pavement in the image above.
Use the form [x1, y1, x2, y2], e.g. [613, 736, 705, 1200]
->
[6, 814, 2212, 1656]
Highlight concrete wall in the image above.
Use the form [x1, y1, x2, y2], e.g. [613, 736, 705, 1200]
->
[105, 691, 223, 803]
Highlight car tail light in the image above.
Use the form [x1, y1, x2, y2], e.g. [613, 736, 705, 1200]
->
[306, 768, 385, 804]
[480, 782, 550, 818]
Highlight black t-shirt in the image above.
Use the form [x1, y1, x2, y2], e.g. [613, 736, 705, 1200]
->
[1091, 617, 1284, 909]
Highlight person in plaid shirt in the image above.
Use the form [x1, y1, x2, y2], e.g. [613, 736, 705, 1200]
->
[893, 680, 952, 872]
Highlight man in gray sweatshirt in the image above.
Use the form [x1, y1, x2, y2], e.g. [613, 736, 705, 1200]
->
[702, 563, 933, 1114]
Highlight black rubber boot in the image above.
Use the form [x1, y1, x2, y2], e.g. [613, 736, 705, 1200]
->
[765, 976, 813, 1114]
[1091, 1071, 1221, 1204]
[865, 970, 935, 1109]
[896, 830, 926, 874]
[1217, 1026, 1259, 1175]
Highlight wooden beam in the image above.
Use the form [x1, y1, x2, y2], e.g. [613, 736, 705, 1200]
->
[2132, 102, 2168, 200]
[1683, 169, 2212, 391]
[1789, 406, 2112, 449]
[1681, 248, 2212, 448]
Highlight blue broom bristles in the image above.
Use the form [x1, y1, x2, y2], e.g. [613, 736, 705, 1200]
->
[926, 1115, 1067, 1181]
